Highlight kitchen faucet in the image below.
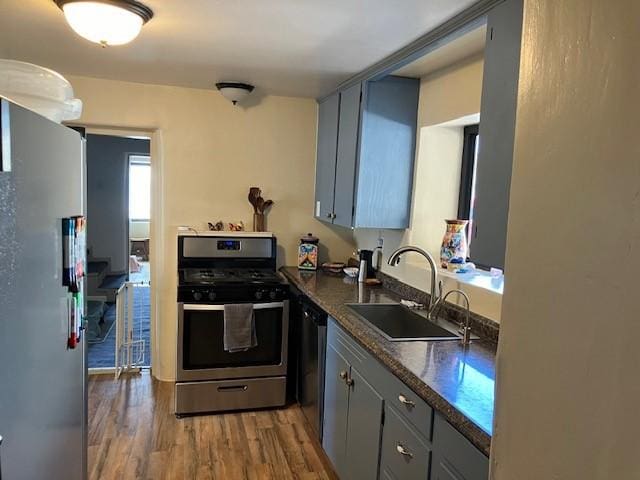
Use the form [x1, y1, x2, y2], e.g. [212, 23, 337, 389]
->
[387, 245, 472, 346]
[387, 246, 440, 318]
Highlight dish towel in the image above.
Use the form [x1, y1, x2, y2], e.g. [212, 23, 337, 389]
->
[223, 304, 258, 352]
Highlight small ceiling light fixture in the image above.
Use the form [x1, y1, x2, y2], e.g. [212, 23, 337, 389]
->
[54, 0, 153, 47]
[215, 82, 255, 105]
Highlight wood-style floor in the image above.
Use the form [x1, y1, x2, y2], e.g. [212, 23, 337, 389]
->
[88, 373, 335, 480]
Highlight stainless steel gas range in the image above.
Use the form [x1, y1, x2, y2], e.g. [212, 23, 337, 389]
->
[175, 233, 289, 416]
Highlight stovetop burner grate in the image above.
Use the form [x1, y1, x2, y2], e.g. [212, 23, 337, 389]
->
[180, 268, 283, 286]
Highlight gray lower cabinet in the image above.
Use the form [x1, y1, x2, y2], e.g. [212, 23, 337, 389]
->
[431, 414, 489, 480]
[322, 342, 350, 475]
[323, 318, 489, 480]
[323, 340, 384, 479]
[314, 76, 419, 229]
[380, 405, 431, 479]
[345, 367, 384, 479]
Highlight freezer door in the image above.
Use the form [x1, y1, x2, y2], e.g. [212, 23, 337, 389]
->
[0, 99, 86, 480]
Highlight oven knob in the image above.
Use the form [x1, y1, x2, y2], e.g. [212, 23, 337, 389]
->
[269, 290, 277, 300]
[255, 290, 264, 300]
[193, 291, 203, 301]
[208, 291, 217, 301]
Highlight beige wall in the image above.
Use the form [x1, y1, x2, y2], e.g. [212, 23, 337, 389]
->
[355, 54, 503, 322]
[491, 0, 640, 477]
[418, 55, 484, 126]
[69, 75, 355, 380]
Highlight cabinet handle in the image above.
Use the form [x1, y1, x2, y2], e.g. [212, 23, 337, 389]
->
[339, 371, 347, 380]
[327, 213, 333, 219]
[396, 443, 414, 459]
[345, 377, 354, 387]
[398, 394, 415, 407]
[217, 385, 248, 392]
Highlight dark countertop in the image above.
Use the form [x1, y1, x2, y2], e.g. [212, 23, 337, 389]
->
[281, 266, 495, 456]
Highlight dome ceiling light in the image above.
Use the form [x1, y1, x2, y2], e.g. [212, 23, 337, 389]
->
[215, 82, 255, 105]
[54, 0, 153, 47]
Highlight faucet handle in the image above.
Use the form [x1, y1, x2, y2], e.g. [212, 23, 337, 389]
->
[400, 299, 424, 309]
[458, 324, 473, 346]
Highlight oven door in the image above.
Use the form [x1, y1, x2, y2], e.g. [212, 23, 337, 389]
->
[177, 301, 289, 382]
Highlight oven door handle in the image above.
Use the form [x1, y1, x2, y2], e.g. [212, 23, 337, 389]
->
[182, 302, 285, 311]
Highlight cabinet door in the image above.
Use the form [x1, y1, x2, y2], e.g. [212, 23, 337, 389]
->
[430, 415, 488, 480]
[345, 366, 384, 480]
[315, 93, 340, 223]
[471, 0, 523, 269]
[322, 343, 351, 477]
[355, 76, 419, 229]
[333, 82, 362, 227]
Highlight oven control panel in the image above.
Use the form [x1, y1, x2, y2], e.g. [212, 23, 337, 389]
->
[253, 288, 287, 301]
[178, 285, 289, 304]
[217, 240, 241, 251]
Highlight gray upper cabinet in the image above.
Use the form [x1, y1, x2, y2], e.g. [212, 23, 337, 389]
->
[334, 83, 362, 227]
[314, 76, 419, 229]
[470, 0, 523, 269]
[314, 93, 340, 222]
[355, 76, 420, 229]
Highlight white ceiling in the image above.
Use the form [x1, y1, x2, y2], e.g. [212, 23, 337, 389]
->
[393, 24, 486, 78]
[0, 0, 478, 98]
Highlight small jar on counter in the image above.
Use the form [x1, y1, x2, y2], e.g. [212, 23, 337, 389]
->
[298, 233, 319, 271]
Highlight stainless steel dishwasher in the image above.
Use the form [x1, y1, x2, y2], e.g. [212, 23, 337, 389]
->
[297, 299, 327, 441]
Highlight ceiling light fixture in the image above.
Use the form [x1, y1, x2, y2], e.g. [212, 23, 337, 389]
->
[54, 0, 153, 47]
[215, 82, 255, 105]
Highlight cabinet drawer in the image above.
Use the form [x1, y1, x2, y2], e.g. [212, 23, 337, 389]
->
[432, 413, 489, 480]
[381, 405, 431, 480]
[369, 364, 433, 440]
[327, 317, 372, 373]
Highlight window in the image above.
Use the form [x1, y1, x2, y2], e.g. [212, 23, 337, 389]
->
[457, 124, 479, 250]
[129, 155, 151, 221]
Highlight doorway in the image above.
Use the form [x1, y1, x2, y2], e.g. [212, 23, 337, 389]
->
[126, 153, 152, 369]
[84, 133, 151, 371]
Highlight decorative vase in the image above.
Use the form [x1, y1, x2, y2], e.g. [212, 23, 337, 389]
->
[440, 219, 468, 268]
[253, 213, 265, 232]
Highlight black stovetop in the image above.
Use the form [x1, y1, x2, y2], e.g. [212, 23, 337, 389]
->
[179, 268, 284, 287]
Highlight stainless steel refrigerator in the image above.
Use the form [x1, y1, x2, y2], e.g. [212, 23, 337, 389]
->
[0, 98, 87, 479]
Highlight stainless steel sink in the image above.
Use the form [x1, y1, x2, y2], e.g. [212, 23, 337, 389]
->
[346, 303, 460, 342]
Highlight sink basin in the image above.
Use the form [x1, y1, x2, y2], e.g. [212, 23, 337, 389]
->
[346, 303, 460, 342]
